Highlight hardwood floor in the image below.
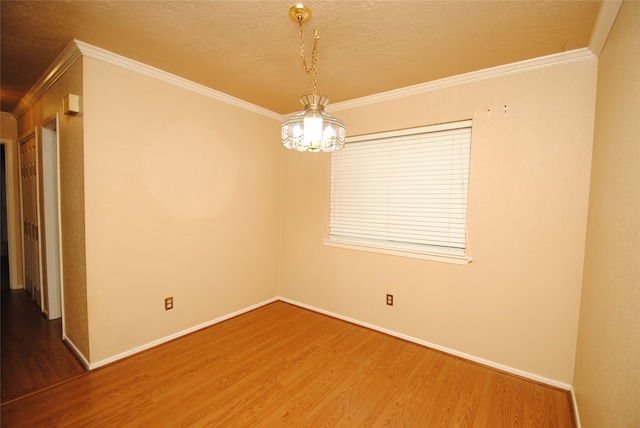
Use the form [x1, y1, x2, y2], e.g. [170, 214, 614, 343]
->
[1, 301, 575, 427]
[1, 289, 86, 403]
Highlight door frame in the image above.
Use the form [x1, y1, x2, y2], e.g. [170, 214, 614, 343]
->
[41, 114, 63, 320]
[17, 121, 64, 320]
[0, 138, 21, 290]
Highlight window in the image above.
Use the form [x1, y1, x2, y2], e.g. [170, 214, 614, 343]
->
[325, 120, 472, 264]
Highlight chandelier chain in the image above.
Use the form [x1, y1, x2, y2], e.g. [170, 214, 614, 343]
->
[298, 20, 319, 95]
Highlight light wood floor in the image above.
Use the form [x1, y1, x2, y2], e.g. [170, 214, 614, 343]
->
[1, 301, 575, 427]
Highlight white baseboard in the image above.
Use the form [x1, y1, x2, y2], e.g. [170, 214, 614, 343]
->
[87, 297, 279, 370]
[79, 293, 577, 421]
[279, 297, 573, 391]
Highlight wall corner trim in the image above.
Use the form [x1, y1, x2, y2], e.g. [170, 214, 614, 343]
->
[326, 48, 596, 113]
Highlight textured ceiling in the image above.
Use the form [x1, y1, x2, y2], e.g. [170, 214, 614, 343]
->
[1, 1, 602, 114]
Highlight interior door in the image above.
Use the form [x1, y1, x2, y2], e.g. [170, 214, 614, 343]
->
[20, 134, 42, 309]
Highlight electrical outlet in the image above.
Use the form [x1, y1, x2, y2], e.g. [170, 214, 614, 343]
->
[165, 297, 174, 311]
[386, 294, 394, 306]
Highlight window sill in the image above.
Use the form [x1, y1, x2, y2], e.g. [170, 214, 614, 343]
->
[323, 238, 472, 265]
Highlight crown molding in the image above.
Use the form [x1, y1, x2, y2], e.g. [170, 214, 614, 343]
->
[74, 40, 281, 121]
[12, 41, 82, 118]
[13, 38, 605, 122]
[327, 48, 597, 113]
[588, 0, 623, 57]
[13, 39, 281, 121]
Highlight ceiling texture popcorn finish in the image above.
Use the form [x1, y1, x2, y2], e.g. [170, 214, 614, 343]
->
[1, 1, 602, 114]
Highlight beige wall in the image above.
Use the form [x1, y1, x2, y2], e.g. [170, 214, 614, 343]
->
[280, 59, 597, 384]
[573, 1, 640, 426]
[81, 58, 281, 362]
[14, 59, 90, 359]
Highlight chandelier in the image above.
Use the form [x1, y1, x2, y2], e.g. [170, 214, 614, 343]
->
[281, 4, 346, 152]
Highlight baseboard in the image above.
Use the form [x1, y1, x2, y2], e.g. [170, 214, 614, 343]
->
[77, 294, 576, 400]
[279, 297, 573, 391]
[88, 297, 279, 370]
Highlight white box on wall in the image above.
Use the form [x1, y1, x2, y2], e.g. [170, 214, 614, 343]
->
[63, 94, 80, 115]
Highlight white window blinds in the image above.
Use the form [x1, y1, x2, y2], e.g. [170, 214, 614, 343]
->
[329, 120, 472, 259]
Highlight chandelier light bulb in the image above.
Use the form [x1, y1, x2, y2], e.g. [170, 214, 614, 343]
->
[303, 111, 323, 145]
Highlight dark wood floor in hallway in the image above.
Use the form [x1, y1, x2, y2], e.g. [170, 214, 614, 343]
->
[1, 300, 574, 427]
[1, 289, 86, 403]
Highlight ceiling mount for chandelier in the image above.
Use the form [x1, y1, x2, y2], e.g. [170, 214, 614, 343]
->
[281, 4, 346, 153]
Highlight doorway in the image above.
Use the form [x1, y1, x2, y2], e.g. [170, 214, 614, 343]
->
[1, 144, 8, 291]
[17, 118, 62, 320]
[1, 117, 78, 403]
[1, 137, 20, 292]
